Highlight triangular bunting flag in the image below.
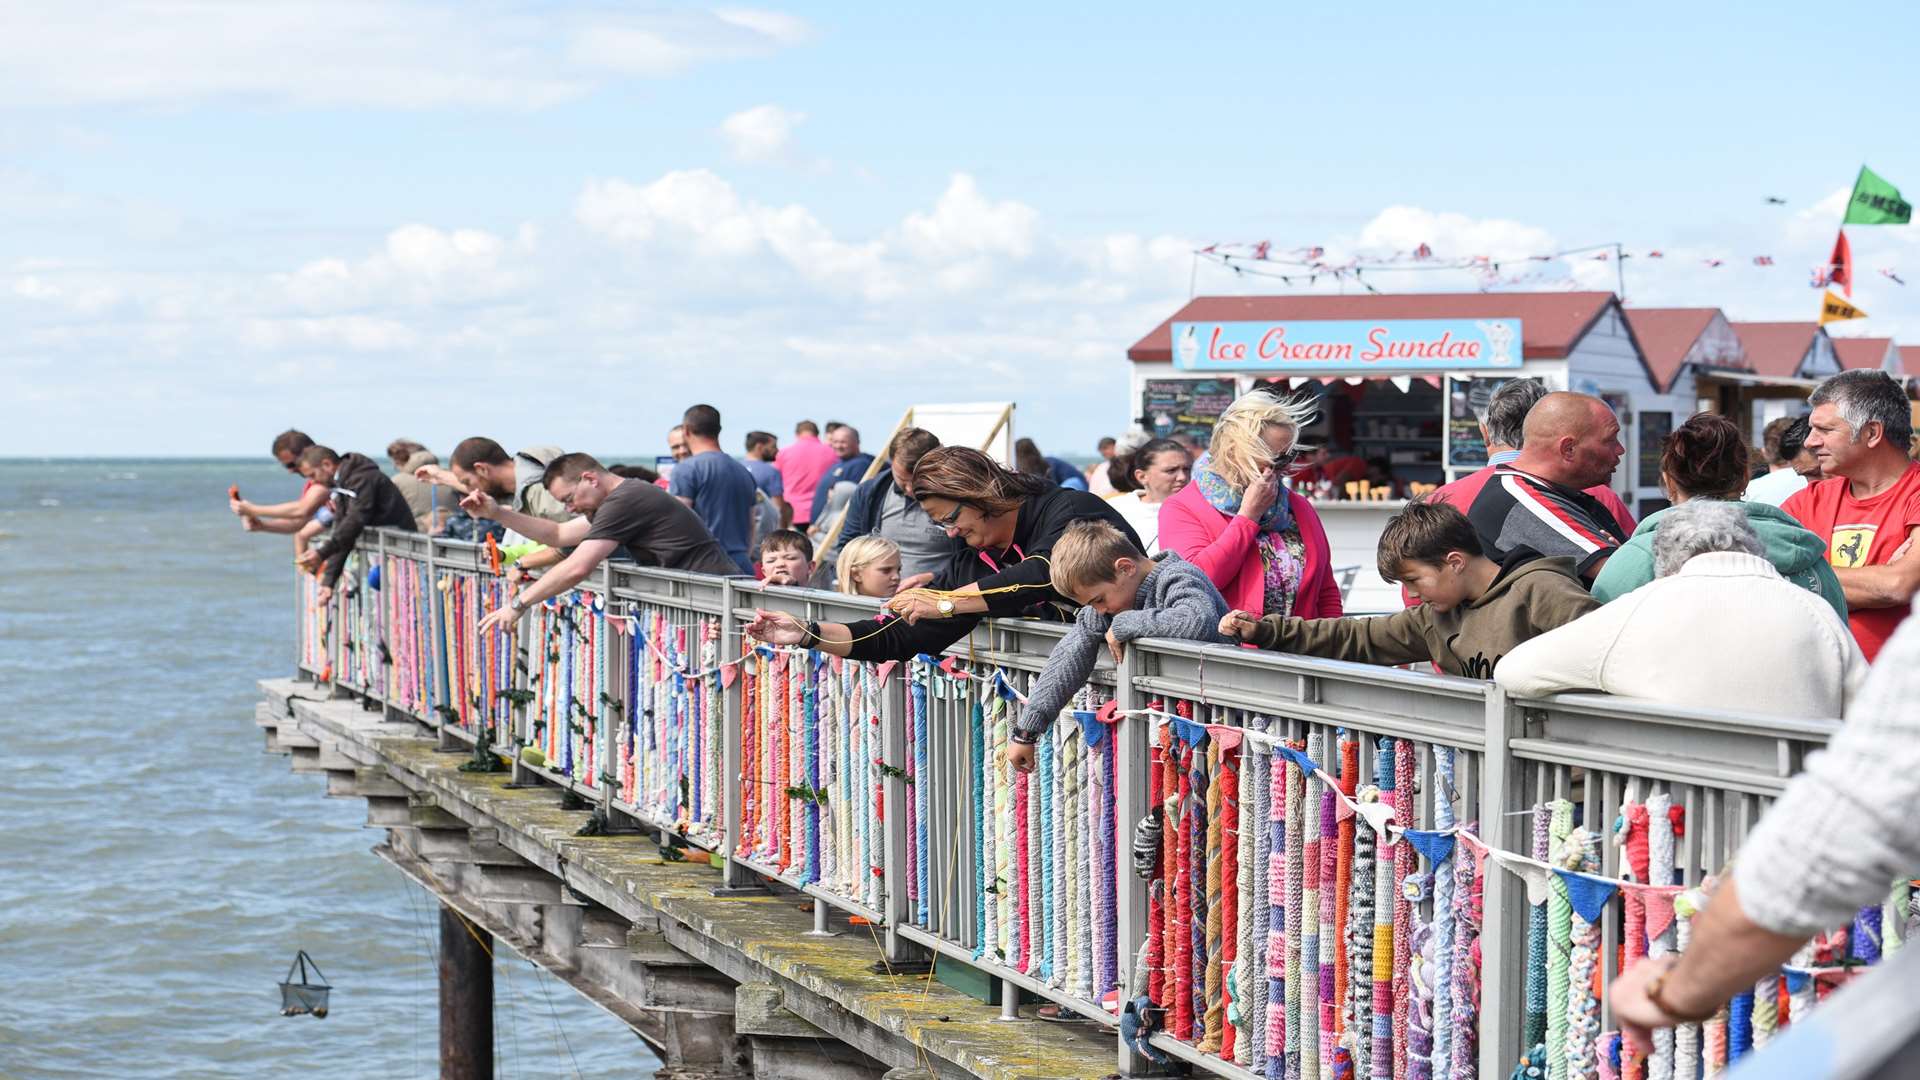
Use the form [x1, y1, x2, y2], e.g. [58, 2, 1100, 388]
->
[1643, 890, 1678, 941]
[1784, 968, 1812, 994]
[720, 664, 739, 689]
[1277, 744, 1321, 776]
[937, 655, 961, 676]
[1096, 699, 1120, 724]
[1403, 829, 1456, 870]
[1845, 165, 1913, 225]
[1171, 717, 1209, 747]
[1076, 710, 1108, 749]
[1820, 290, 1868, 325]
[1205, 724, 1244, 752]
[993, 671, 1019, 701]
[1356, 800, 1397, 845]
[1334, 796, 1357, 821]
[1499, 853, 1556, 906]
[1555, 869, 1621, 923]
[873, 660, 898, 688]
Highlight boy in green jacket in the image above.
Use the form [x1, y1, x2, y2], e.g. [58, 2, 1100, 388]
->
[1219, 499, 1598, 679]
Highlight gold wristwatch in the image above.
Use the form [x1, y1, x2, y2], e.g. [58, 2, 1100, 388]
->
[936, 599, 955, 617]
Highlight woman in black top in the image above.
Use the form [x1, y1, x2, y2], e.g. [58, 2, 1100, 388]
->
[744, 446, 1140, 662]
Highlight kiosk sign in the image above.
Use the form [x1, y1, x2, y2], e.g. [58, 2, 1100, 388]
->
[1172, 318, 1523, 372]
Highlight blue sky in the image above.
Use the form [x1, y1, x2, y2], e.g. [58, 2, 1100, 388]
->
[5, 1, 1918, 458]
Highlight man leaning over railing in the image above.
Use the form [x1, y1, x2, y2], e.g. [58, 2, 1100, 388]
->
[1609, 615, 1920, 1052]
[470, 452, 741, 637]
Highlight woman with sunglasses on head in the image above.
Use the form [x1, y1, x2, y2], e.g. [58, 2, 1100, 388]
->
[1159, 390, 1344, 621]
[743, 446, 1142, 661]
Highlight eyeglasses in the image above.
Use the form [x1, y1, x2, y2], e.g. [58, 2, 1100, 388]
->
[1269, 449, 1300, 471]
[935, 502, 968, 528]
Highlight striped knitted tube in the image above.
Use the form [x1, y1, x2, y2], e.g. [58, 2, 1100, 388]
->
[1189, 743, 1209, 1044]
[1250, 739, 1273, 1073]
[1266, 747, 1289, 1075]
[1391, 740, 1416, 1080]
[1319, 783, 1339, 1069]
[1545, 799, 1575, 1080]
[1039, 725, 1056, 980]
[994, 697, 1017, 964]
[1221, 740, 1244, 1062]
[1783, 942, 1815, 1036]
[1015, 756, 1032, 971]
[912, 674, 929, 923]
[1704, 1008, 1728, 1077]
[1750, 974, 1778, 1050]
[1449, 821, 1479, 1080]
[1147, 733, 1168, 1005]
[1069, 725, 1091, 1000]
[1345, 785, 1377, 1080]
[1407, 920, 1435, 1080]
[1887, 880, 1910, 958]
[1096, 737, 1119, 1009]
[1852, 905, 1884, 965]
[1233, 737, 1255, 1066]
[1429, 747, 1457, 1079]
[1174, 739, 1196, 1040]
[1673, 898, 1703, 1080]
[804, 655, 822, 885]
[1727, 992, 1753, 1061]
[1564, 829, 1602, 1080]
[1283, 743, 1305, 1078]
[971, 699, 987, 960]
[1201, 741, 1228, 1054]
[1300, 732, 1324, 1080]
[1369, 741, 1395, 1080]
[1647, 793, 1677, 1080]
[1335, 737, 1358, 1033]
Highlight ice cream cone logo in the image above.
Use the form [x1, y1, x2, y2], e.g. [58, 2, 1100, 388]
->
[1176, 324, 1200, 364]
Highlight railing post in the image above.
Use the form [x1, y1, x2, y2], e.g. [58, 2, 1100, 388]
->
[1478, 683, 1526, 1080]
[1113, 642, 1151, 1075]
[718, 577, 754, 890]
[881, 643, 911, 961]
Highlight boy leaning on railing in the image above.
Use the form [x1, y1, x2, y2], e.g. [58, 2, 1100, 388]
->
[1219, 498, 1598, 679]
[1004, 520, 1232, 774]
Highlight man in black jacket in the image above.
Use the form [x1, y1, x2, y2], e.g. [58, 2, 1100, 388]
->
[294, 445, 418, 601]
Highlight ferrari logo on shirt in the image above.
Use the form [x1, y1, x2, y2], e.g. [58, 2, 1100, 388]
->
[1830, 524, 1877, 568]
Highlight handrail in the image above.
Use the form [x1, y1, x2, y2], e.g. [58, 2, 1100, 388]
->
[288, 529, 1859, 1080]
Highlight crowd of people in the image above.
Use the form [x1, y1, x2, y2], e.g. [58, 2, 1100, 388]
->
[239, 369, 1920, 1054]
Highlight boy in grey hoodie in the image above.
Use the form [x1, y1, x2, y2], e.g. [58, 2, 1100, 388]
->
[1006, 520, 1230, 773]
[1220, 499, 1597, 679]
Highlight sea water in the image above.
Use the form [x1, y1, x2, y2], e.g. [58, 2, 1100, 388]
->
[0, 460, 658, 1078]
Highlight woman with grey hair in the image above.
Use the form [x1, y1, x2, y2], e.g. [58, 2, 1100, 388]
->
[1495, 500, 1867, 716]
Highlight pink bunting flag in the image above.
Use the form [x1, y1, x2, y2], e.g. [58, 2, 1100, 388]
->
[1643, 891, 1679, 940]
[1205, 725, 1244, 751]
[938, 656, 960, 676]
[874, 660, 898, 688]
[720, 664, 739, 689]
[1096, 699, 1119, 724]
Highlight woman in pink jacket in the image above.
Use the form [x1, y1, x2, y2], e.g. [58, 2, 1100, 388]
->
[1159, 390, 1343, 619]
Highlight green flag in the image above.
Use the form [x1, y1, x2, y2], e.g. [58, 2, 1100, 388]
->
[1844, 165, 1912, 225]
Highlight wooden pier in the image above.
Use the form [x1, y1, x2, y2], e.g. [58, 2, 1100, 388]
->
[258, 677, 1120, 1079]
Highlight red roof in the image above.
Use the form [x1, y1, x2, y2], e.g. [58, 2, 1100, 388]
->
[1730, 322, 1820, 379]
[1900, 346, 1920, 377]
[1127, 291, 1621, 363]
[1832, 336, 1894, 371]
[1621, 308, 1732, 392]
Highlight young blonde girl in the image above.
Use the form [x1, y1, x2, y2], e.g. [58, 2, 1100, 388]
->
[836, 535, 903, 597]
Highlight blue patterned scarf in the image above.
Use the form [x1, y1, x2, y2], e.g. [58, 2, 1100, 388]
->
[1193, 452, 1293, 533]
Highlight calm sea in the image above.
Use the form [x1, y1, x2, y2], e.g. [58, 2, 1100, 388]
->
[0, 460, 657, 1079]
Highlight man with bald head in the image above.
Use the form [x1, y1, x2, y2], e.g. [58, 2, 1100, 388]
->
[1467, 391, 1632, 583]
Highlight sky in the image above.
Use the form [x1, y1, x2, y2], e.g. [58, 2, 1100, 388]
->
[5, 1, 1920, 458]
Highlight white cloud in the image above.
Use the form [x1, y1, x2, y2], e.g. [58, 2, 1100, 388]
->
[1356, 205, 1557, 262]
[0, 1, 813, 109]
[899, 175, 1040, 262]
[720, 104, 806, 163]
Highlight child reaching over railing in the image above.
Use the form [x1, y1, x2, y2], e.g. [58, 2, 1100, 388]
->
[1005, 520, 1232, 774]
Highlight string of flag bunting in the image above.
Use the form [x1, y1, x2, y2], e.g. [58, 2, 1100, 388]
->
[1198, 163, 1911, 326]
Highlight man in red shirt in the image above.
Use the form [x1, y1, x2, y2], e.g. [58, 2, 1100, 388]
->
[1784, 370, 1920, 661]
[775, 419, 839, 528]
[1404, 380, 1635, 605]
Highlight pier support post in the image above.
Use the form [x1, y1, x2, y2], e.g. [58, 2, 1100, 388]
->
[438, 904, 493, 1080]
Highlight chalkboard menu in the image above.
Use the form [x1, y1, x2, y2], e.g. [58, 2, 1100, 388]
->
[1446, 376, 1516, 469]
[1140, 377, 1236, 448]
[1637, 411, 1673, 489]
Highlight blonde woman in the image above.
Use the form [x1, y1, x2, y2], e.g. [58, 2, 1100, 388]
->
[836, 535, 903, 598]
[1159, 390, 1343, 618]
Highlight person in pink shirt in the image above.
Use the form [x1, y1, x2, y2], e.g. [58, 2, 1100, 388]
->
[1159, 389, 1344, 619]
[775, 419, 840, 527]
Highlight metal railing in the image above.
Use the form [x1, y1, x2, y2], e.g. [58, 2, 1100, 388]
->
[290, 530, 1855, 1080]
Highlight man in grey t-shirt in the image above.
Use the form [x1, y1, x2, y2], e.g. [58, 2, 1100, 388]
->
[474, 452, 738, 635]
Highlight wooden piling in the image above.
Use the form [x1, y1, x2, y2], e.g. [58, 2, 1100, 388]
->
[439, 905, 493, 1080]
